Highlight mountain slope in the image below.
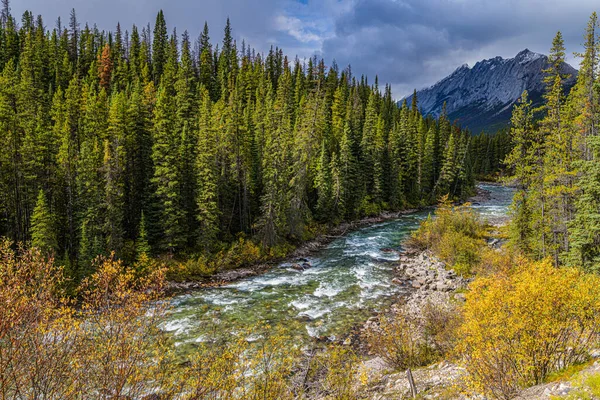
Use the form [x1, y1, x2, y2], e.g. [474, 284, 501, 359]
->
[404, 49, 578, 133]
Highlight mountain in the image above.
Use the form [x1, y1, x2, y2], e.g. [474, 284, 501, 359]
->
[404, 49, 578, 133]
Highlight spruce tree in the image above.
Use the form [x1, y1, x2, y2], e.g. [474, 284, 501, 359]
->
[152, 10, 168, 84]
[151, 84, 185, 253]
[30, 189, 57, 254]
[196, 88, 220, 251]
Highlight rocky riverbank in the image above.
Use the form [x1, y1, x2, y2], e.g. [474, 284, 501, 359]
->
[356, 248, 474, 399]
[167, 209, 418, 292]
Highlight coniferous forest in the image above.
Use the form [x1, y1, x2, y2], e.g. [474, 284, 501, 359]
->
[0, 4, 476, 281]
[505, 15, 600, 272]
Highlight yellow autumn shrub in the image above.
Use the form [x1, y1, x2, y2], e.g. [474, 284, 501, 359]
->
[457, 258, 600, 399]
[407, 196, 487, 275]
[0, 242, 177, 399]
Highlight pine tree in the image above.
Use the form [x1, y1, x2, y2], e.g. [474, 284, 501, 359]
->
[541, 31, 572, 265]
[152, 10, 168, 84]
[257, 71, 293, 246]
[30, 189, 57, 254]
[103, 92, 127, 256]
[97, 43, 112, 90]
[315, 142, 333, 221]
[198, 22, 217, 101]
[360, 90, 378, 200]
[196, 88, 220, 251]
[339, 121, 358, 218]
[505, 91, 537, 254]
[151, 84, 185, 253]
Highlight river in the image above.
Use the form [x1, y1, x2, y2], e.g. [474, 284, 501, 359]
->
[164, 184, 514, 353]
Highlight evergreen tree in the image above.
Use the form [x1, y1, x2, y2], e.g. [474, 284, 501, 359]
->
[0, 8, 476, 279]
[151, 84, 185, 253]
[30, 189, 57, 254]
[196, 88, 220, 250]
[152, 10, 168, 84]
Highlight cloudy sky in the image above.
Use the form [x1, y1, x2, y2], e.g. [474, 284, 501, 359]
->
[13, 0, 599, 98]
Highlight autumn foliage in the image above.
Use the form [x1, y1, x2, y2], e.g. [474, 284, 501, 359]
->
[0, 240, 176, 399]
[0, 240, 370, 399]
[457, 258, 600, 399]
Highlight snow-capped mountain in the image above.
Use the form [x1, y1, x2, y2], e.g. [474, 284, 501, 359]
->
[404, 49, 578, 133]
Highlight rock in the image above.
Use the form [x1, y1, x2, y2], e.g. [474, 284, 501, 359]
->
[291, 262, 312, 271]
[343, 337, 352, 346]
[297, 257, 309, 263]
[435, 282, 449, 292]
[405, 267, 415, 276]
[392, 278, 403, 285]
[298, 315, 313, 322]
[412, 281, 422, 289]
[556, 383, 571, 396]
[380, 247, 396, 253]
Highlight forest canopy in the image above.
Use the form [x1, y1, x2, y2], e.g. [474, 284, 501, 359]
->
[0, 3, 483, 281]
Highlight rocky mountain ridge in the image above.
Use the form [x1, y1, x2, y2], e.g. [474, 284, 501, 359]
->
[404, 49, 578, 133]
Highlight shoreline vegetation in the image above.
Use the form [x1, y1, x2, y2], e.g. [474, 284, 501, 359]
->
[166, 183, 500, 292]
[166, 207, 418, 291]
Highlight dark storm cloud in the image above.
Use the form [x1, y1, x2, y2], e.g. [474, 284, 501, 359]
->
[12, 0, 599, 98]
[321, 0, 598, 97]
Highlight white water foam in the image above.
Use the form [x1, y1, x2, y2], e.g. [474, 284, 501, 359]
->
[313, 282, 344, 298]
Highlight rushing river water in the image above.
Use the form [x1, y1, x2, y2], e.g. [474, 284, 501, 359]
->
[165, 184, 514, 352]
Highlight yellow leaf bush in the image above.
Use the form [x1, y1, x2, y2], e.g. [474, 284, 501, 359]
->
[457, 258, 600, 399]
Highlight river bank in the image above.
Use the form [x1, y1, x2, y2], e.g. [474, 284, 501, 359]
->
[167, 208, 418, 292]
[167, 185, 505, 292]
[350, 184, 510, 398]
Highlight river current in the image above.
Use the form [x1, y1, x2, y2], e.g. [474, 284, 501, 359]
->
[164, 184, 514, 352]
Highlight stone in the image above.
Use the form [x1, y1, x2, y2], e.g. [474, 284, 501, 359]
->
[435, 282, 449, 292]
[392, 278, 403, 285]
[411, 281, 422, 289]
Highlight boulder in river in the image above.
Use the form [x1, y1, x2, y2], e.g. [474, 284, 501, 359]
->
[291, 262, 312, 271]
